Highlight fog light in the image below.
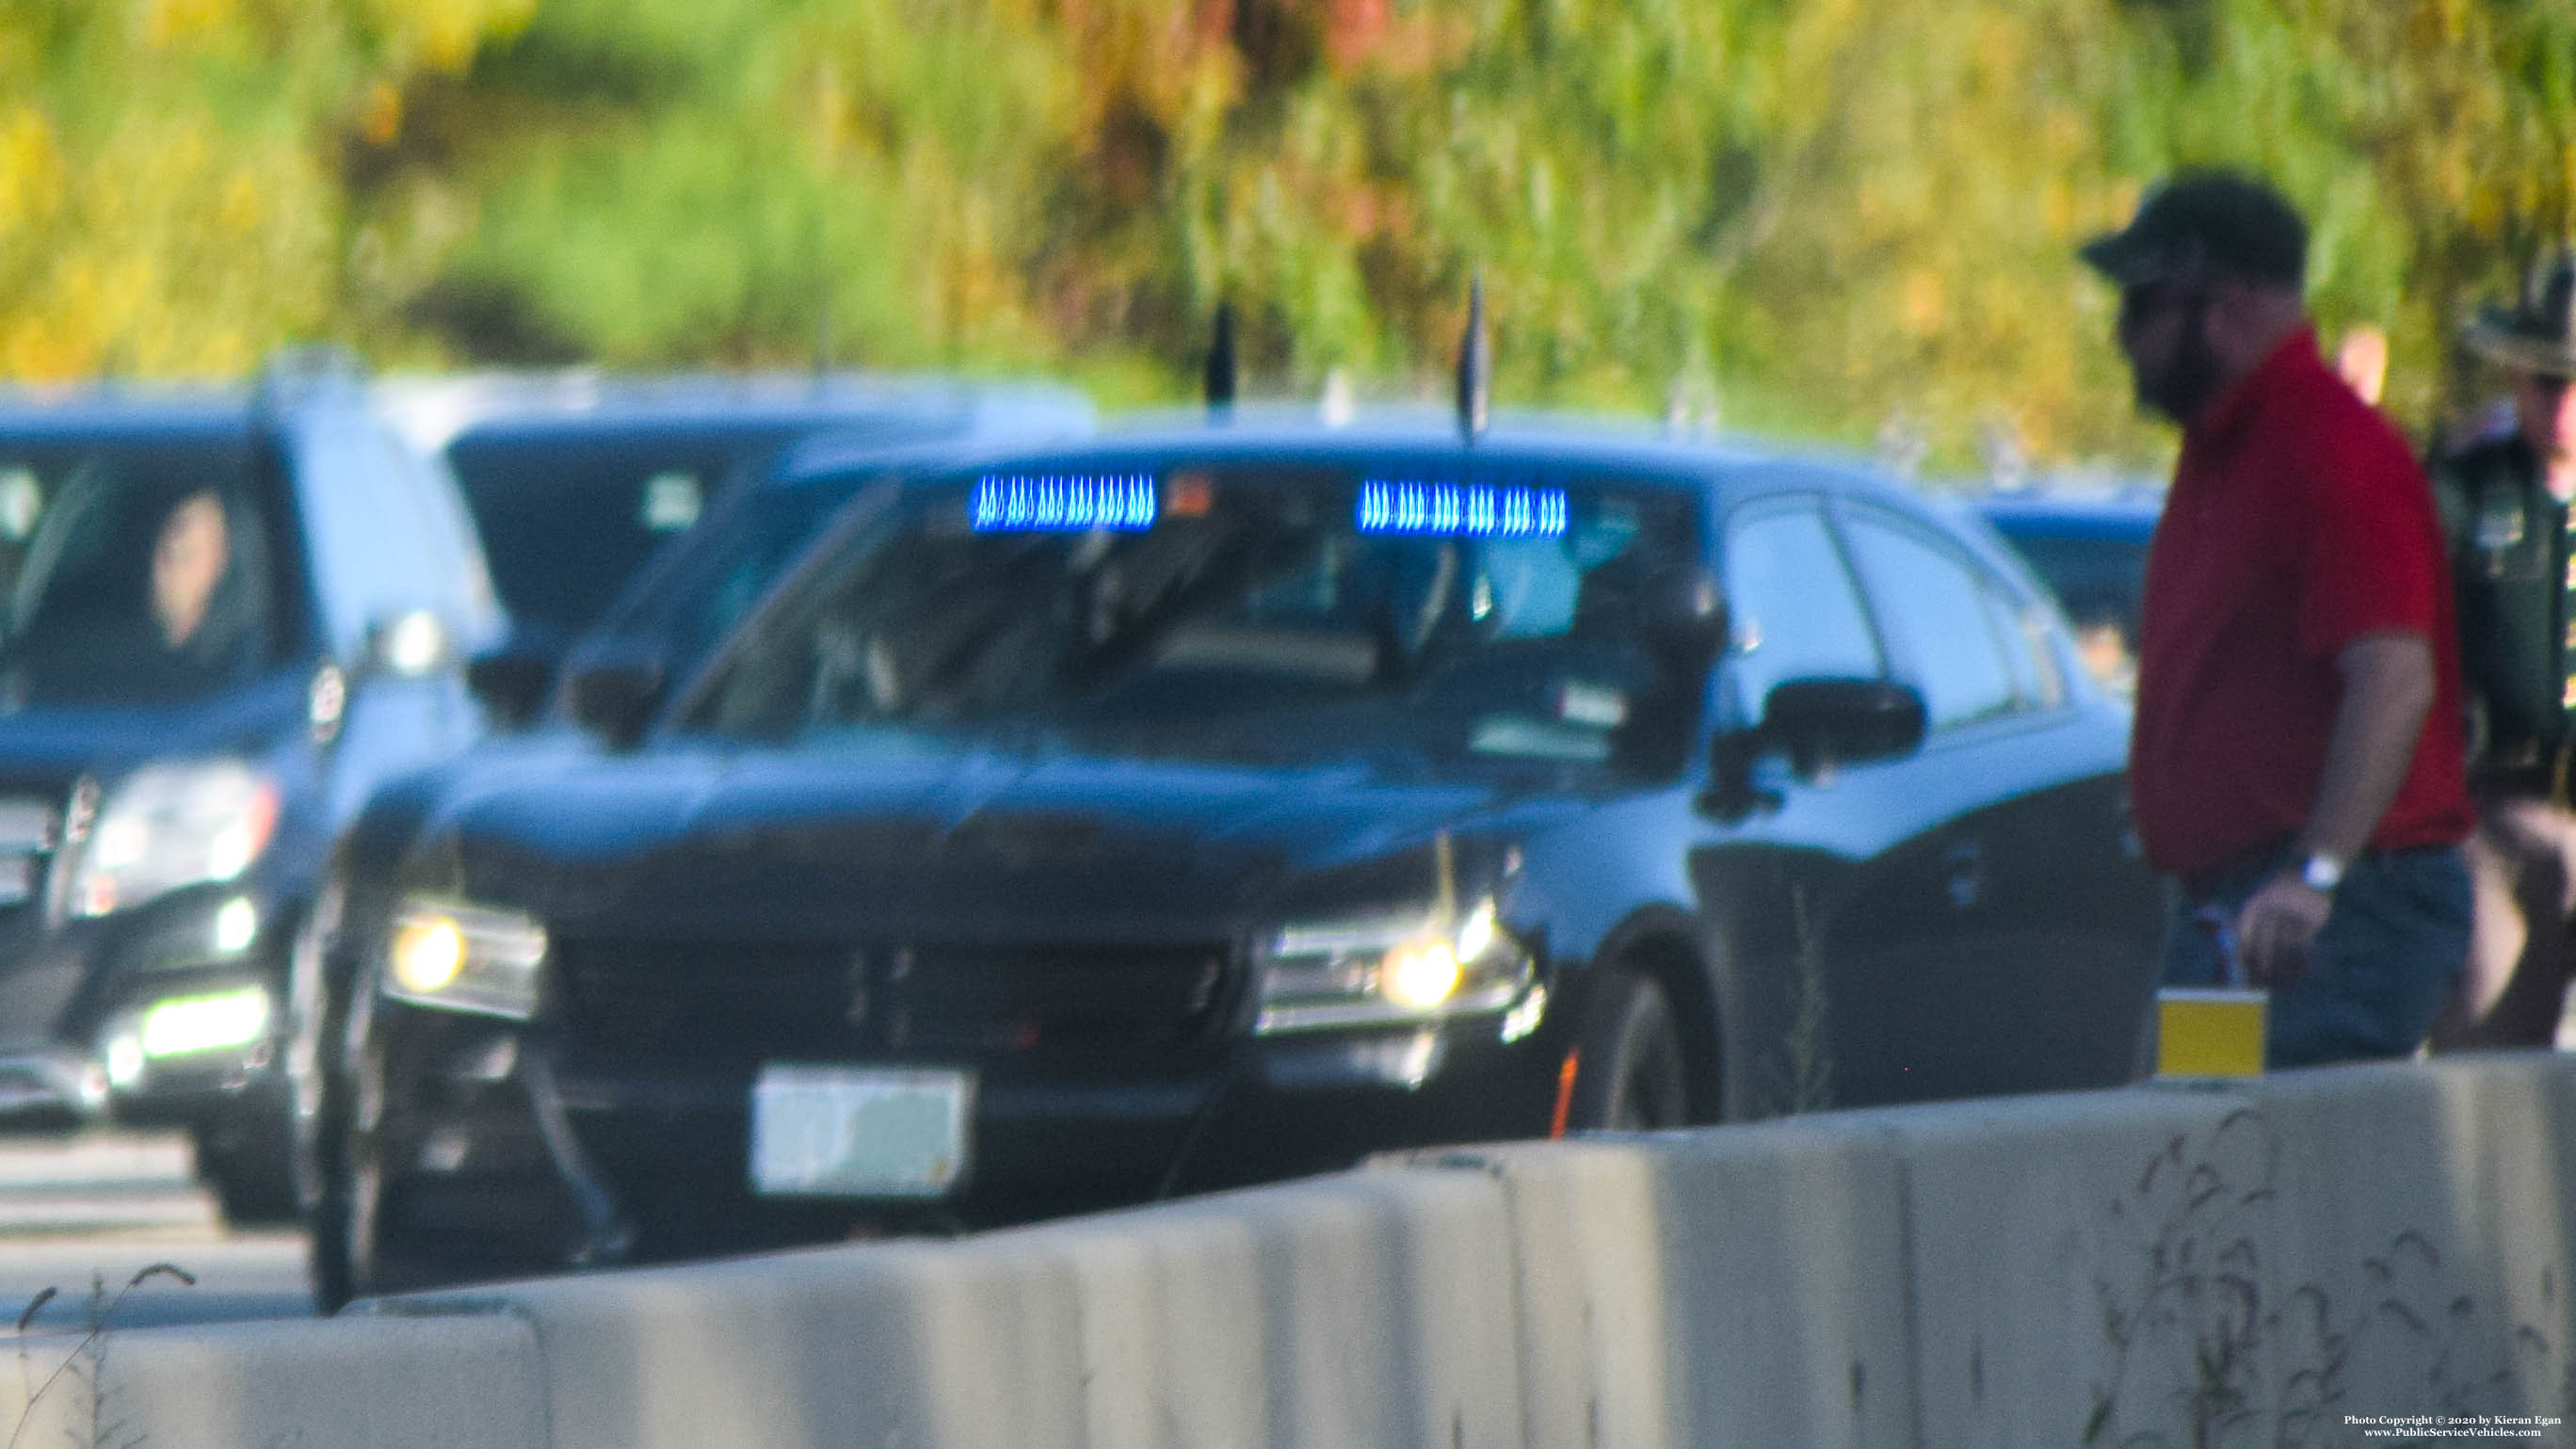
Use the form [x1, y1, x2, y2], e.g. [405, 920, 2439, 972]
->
[391, 915, 466, 994]
[138, 987, 268, 1059]
[1381, 942, 1462, 1010]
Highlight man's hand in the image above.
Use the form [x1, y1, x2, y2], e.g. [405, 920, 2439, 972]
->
[2233, 873, 2333, 986]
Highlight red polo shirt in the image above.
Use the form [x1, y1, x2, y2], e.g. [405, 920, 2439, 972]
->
[2130, 327, 2472, 877]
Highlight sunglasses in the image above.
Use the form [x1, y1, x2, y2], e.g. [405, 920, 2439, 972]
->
[2117, 280, 2208, 330]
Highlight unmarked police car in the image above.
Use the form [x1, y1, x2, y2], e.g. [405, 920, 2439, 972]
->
[298, 405, 2163, 1305]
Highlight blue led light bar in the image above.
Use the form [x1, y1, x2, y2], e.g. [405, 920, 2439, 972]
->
[1357, 481, 1568, 538]
[971, 474, 1158, 532]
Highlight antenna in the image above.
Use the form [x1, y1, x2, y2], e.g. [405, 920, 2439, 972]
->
[813, 290, 835, 387]
[1204, 302, 1237, 417]
[1456, 277, 1489, 443]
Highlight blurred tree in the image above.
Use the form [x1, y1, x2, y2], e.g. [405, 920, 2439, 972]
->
[0, 0, 530, 379]
[3, 0, 2572, 464]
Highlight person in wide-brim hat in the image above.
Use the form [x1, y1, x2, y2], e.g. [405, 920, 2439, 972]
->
[2463, 250, 2576, 379]
[2426, 246, 2576, 1055]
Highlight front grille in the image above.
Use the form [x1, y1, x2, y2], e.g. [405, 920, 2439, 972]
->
[553, 938, 1237, 1064]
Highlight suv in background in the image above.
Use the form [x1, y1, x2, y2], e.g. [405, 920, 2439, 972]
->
[1973, 488, 2162, 694]
[0, 362, 502, 1221]
[375, 373, 1095, 724]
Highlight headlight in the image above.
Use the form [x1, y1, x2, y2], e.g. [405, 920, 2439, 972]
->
[1255, 898, 1534, 1035]
[380, 896, 548, 1021]
[69, 762, 280, 918]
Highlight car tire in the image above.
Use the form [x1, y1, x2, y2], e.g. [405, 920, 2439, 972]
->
[198, 1113, 298, 1227]
[309, 1032, 417, 1314]
[286, 888, 345, 1219]
[1564, 964, 1694, 1131]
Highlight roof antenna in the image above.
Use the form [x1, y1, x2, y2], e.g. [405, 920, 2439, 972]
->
[813, 290, 835, 389]
[1204, 301, 1237, 419]
[1456, 276, 1489, 443]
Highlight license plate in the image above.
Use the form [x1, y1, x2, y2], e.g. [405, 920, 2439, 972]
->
[749, 1064, 973, 1199]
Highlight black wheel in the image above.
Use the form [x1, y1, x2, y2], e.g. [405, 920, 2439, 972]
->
[1565, 965, 1693, 1131]
[198, 1109, 298, 1227]
[305, 1126, 357, 1314]
[285, 888, 344, 1219]
[309, 1019, 418, 1313]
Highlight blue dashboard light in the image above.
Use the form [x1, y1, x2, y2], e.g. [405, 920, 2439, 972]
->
[972, 474, 1157, 532]
[1357, 481, 1568, 539]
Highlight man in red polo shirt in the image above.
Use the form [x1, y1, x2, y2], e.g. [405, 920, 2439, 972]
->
[2082, 169, 2474, 1066]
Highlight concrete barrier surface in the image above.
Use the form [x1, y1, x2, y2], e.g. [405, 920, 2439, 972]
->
[0, 1312, 545, 1449]
[21, 1054, 2576, 1449]
[365, 1163, 1524, 1449]
[1393, 1119, 1915, 1449]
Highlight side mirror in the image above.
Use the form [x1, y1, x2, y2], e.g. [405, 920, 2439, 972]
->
[464, 647, 555, 730]
[1759, 677, 1927, 770]
[563, 644, 667, 750]
[362, 609, 454, 679]
[1702, 676, 1926, 816]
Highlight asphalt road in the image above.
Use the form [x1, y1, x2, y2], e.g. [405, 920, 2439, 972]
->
[0, 1131, 314, 1333]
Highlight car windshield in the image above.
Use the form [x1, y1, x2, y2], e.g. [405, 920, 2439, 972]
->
[589, 473, 870, 682]
[689, 462, 1704, 778]
[0, 434, 294, 709]
[446, 427, 792, 648]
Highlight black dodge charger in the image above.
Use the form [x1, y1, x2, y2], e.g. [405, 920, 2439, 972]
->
[298, 413, 2164, 1306]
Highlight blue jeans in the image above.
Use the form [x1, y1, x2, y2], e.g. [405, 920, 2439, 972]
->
[2162, 842, 2471, 1068]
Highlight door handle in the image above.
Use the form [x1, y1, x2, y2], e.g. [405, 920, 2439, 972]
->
[1942, 839, 1986, 910]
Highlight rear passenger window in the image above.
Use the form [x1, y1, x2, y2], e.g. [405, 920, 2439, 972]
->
[1977, 580, 2066, 712]
[1721, 502, 1882, 718]
[1839, 510, 2021, 730]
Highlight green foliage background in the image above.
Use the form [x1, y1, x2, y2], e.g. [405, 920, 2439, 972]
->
[1, 0, 2570, 465]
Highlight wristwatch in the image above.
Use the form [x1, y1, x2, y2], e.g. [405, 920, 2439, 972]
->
[2297, 852, 2347, 893]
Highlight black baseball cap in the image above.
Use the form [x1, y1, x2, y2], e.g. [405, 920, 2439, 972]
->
[2079, 169, 2308, 290]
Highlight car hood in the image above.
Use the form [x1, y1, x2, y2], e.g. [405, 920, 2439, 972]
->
[418, 741, 1583, 942]
[0, 676, 306, 787]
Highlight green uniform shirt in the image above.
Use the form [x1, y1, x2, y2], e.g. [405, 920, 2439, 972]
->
[2436, 427, 2574, 763]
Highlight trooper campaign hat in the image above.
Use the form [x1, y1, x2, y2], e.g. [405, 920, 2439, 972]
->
[2464, 250, 2576, 379]
[2079, 169, 2308, 291]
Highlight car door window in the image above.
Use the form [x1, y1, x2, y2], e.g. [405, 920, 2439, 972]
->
[1721, 501, 1883, 718]
[1840, 509, 2021, 730]
[1976, 577, 2066, 711]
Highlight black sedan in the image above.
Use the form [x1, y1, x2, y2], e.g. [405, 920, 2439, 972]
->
[298, 415, 2164, 1306]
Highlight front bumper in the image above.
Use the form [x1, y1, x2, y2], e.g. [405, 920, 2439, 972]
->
[0, 1049, 108, 1124]
[0, 885, 287, 1127]
[367, 998, 1568, 1267]
[94, 974, 282, 1125]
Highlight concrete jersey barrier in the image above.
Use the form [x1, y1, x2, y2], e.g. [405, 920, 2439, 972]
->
[0, 1312, 546, 1449]
[1422, 1053, 2576, 1449]
[11, 1053, 2574, 1447]
[362, 1164, 1526, 1449]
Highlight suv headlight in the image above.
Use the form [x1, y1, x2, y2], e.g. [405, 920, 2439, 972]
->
[69, 762, 280, 919]
[380, 896, 548, 1021]
[1254, 898, 1534, 1035]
